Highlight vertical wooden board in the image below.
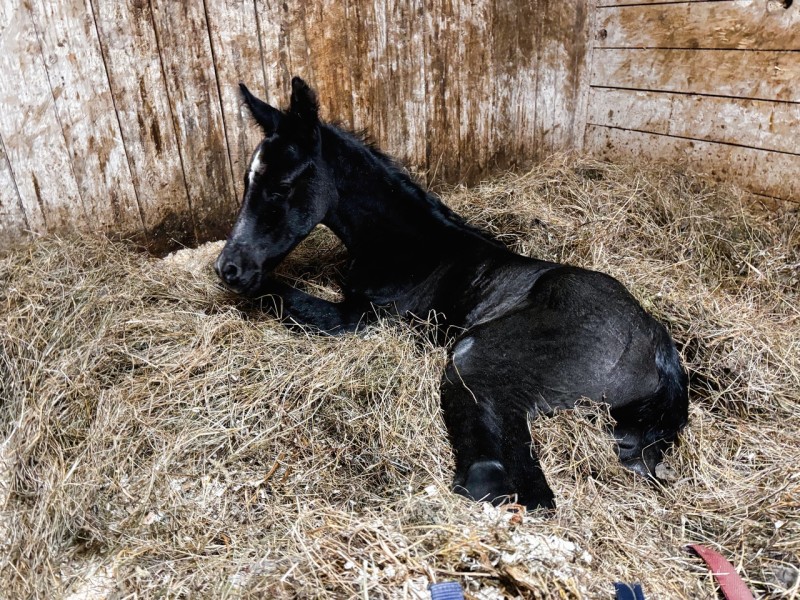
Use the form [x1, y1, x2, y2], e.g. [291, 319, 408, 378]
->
[149, 0, 237, 242]
[423, 0, 462, 182]
[0, 136, 29, 242]
[204, 0, 266, 200]
[381, 0, 427, 167]
[90, 0, 195, 248]
[253, 0, 312, 106]
[585, 124, 800, 201]
[456, 0, 492, 181]
[570, 0, 595, 153]
[586, 87, 800, 155]
[596, 1, 800, 51]
[591, 48, 800, 102]
[441, 0, 461, 181]
[30, 0, 143, 235]
[282, 1, 312, 83]
[0, 0, 84, 233]
[303, 0, 355, 128]
[347, 0, 386, 144]
[599, 0, 734, 5]
[253, 0, 291, 105]
[489, 0, 538, 173]
[422, 0, 445, 180]
[534, 0, 588, 159]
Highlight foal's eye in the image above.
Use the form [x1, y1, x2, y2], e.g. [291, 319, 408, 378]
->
[263, 204, 282, 219]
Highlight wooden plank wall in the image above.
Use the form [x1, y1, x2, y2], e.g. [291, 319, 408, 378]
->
[0, 0, 591, 250]
[585, 0, 800, 203]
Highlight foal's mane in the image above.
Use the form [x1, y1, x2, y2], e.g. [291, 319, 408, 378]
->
[324, 122, 506, 249]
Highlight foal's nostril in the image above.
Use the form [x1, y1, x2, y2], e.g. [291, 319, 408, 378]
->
[216, 260, 242, 286]
[223, 263, 240, 280]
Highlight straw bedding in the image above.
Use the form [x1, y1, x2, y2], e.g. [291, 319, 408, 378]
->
[1, 157, 798, 598]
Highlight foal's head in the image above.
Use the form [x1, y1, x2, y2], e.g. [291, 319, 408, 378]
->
[215, 77, 335, 295]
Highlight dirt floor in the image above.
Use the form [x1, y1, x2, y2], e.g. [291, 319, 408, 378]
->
[1, 156, 798, 598]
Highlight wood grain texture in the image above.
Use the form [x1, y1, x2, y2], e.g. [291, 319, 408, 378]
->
[204, 0, 265, 201]
[0, 0, 85, 234]
[303, 0, 355, 131]
[586, 124, 800, 201]
[454, 0, 488, 179]
[587, 87, 800, 155]
[423, 0, 460, 181]
[0, 135, 28, 242]
[90, 0, 195, 248]
[599, 0, 737, 6]
[30, 0, 143, 234]
[573, 0, 598, 153]
[11, 0, 796, 244]
[382, 0, 427, 169]
[592, 48, 800, 102]
[253, 0, 291, 105]
[535, 0, 590, 161]
[347, 0, 395, 166]
[597, 0, 800, 50]
[149, 0, 237, 242]
[486, 0, 537, 171]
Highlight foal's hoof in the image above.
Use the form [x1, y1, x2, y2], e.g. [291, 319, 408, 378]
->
[516, 488, 556, 511]
[454, 460, 509, 504]
[620, 457, 656, 479]
[453, 461, 557, 511]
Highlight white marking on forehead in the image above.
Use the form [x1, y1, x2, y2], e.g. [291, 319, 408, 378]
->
[248, 145, 266, 186]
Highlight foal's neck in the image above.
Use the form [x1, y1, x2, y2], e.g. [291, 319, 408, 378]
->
[320, 126, 479, 258]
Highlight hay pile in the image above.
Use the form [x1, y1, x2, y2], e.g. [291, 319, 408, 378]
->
[1, 156, 798, 598]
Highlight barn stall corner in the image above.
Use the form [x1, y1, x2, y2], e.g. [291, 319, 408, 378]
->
[1, 0, 799, 598]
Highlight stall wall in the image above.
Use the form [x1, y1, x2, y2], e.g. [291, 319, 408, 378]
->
[0, 0, 797, 250]
[584, 0, 800, 203]
[0, 0, 590, 250]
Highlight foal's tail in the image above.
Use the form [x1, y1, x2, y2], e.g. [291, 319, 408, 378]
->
[644, 328, 689, 448]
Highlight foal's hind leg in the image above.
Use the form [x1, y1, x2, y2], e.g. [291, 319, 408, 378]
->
[440, 340, 555, 510]
[611, 402, 676, 480]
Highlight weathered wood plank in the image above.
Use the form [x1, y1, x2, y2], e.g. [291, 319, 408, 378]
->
[149, 0, 237, 242]
[587, 87, 800, 155]
[253, 0, 290, 105]
[585, 124, 800, 201]
[597, 0, 800, 50]
[381, 0, 427, 168]
[487, 0, 537, 172]
[599, 0, 735, 6]
[535, 0, 590, 160]
[347, 0, 389, 153]
[204, 0, 265, 200]
[454, 0, 492, 180]
[573, 0, 598, 153]
[304, 0, 355, 128]
[0, 0, 85, 233]
[30, 0, 143, 235]
[90, 0, 195, 248]
[423, 0, 462, 181]
[0, 135, 28, 243]
[592, 48, 800, 102]
[282, 2, 313, 85]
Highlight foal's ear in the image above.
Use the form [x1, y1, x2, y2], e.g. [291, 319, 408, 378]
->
[239, 83, 281, 135]
[289, 76, 319, 123]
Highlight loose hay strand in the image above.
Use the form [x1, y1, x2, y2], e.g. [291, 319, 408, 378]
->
[1, 156, 798, 598]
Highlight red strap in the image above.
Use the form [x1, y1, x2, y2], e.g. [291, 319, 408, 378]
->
[687, 544, 755, 600]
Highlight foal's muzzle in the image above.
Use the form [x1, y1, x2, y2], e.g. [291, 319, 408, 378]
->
[214, 250, 259, 293]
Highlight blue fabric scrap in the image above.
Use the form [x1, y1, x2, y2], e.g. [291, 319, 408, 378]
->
[429, 581, 465, 600]
[614, 582, 645, 600]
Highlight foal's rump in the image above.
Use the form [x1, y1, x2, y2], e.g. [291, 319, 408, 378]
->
[454, 264, 687, 444]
